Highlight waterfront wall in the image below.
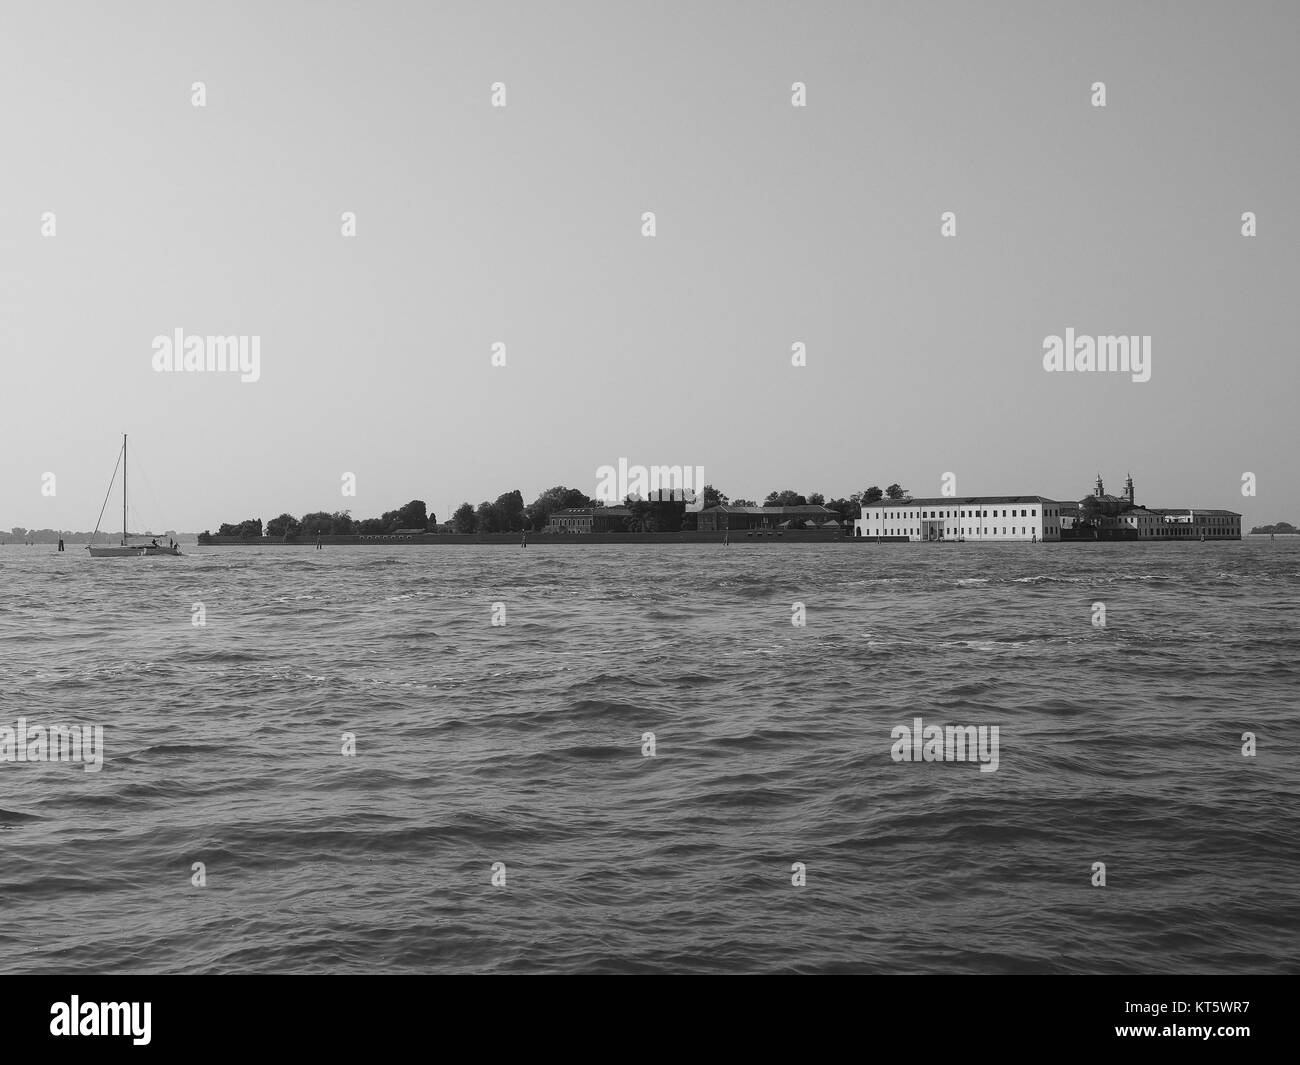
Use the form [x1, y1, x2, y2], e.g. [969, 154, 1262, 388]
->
[198, 529, 849, 546]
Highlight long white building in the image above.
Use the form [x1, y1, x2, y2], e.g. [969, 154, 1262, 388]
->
[855, 496, 1063, 542]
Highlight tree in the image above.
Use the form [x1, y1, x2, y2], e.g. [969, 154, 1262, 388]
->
[236, 518, 262, 538]
[623, 494, 685, 533]
[825, 497, 860, 522]
[452, 502, 476, 533]
[622, 497, 649, 532]
[764, 490, 807, 507]
[862, 486, 884, 504]
[357, 517, 387, 534]
[731, 498, 757, 507]
[1078, 496, 1102, 529]
[300, 512, 335, 536]
[493, 490, 526, 532]
[330, 510, 356, 535]
[885, 484, 908, 500]
[527, 486, 592, 530]
[807, 492, 825, 506]
[267, 513, 300, 538]
[217, 523, 239, 536]
[396, 500, 428, 530]
[474, 500, 498, 533]
[701, 484, 729, 509]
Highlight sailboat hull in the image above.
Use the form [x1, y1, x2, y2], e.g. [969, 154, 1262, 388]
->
[87, 545, 182, 558]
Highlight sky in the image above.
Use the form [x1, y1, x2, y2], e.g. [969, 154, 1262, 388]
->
[2, 0, 1296, 532]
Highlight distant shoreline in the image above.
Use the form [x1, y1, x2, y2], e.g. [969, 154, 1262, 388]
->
[175, 531, 1272, 547]
[1, 535, 198, 546]
[197, 530, 849, 546]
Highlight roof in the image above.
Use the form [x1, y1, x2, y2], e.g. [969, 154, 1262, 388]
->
[702, 505, 836, 515]
[861, 496, 1058, 508]
[1146, 508, 1242, 517]
[549, 507, 632, 517]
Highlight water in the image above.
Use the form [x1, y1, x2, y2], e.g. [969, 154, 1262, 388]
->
[2, 540, 1297, 974]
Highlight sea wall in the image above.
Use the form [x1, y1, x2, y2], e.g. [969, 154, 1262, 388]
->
[198, 530, 849, 546]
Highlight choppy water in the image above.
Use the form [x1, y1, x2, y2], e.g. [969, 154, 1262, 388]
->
[2, 540, 1298, 974]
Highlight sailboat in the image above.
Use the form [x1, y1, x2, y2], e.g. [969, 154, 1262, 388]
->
[87, 434, 182, 558]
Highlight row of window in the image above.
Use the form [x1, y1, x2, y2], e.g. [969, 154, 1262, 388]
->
[879, 528, 1055, 537]
[871, 507, 1050, 519]
[1145, 527, 1237, 536]
[1129, 515, 1238, 524]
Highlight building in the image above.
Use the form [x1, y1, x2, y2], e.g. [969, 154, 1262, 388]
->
[1073, 475, 1241, 540]
[1145, 509, 1242, 538]
[697, 505, 840, 532]
[855, 496, 1062, 541]
[545, 507, 632, 534]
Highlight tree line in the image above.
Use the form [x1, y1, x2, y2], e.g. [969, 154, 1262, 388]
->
[205, 483, 912, 538]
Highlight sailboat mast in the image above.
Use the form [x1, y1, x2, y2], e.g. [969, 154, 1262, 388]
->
[122, 434, 127, 545]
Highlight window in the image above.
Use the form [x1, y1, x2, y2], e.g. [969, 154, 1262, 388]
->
[1031, 509, 1037, 516]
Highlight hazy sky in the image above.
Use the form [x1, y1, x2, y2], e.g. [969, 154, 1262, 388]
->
[2, 0, 1296, 532]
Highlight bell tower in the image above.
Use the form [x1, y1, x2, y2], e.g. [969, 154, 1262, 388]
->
[1095, 473, 1105, 498]
[1125, 472, 1135, 505]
